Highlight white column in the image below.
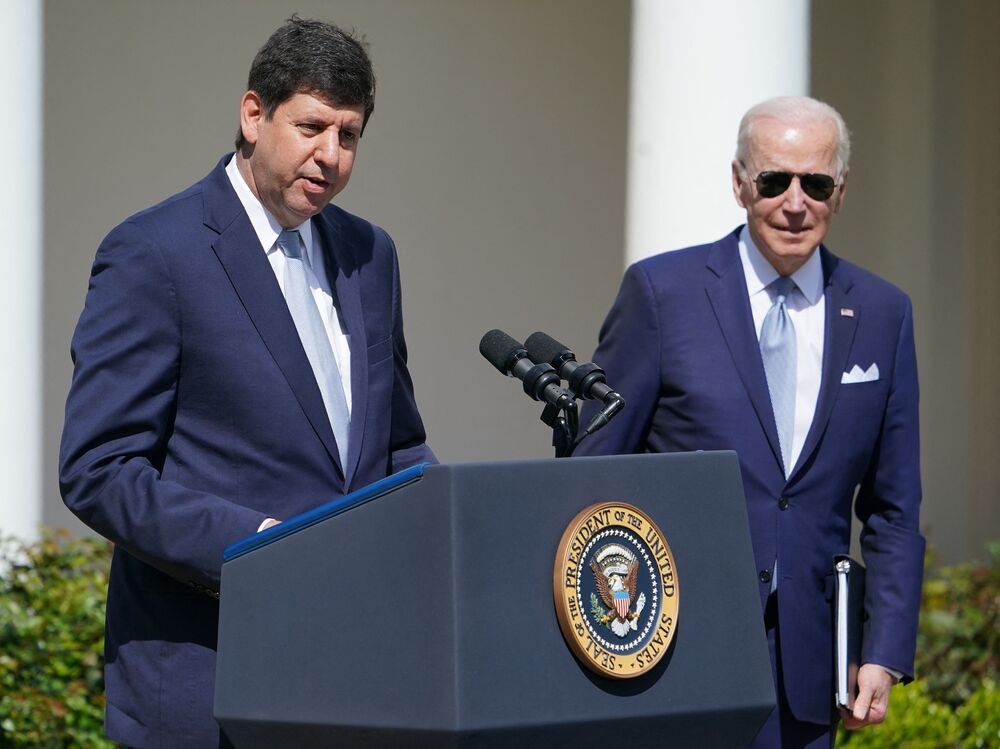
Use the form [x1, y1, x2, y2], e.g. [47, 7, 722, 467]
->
[0, 0, 43, 541]
[626, 0, 810, 266]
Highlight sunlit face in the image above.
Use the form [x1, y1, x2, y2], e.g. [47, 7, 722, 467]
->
[238, 91, 365, 228]
[731, 117, 847, 275]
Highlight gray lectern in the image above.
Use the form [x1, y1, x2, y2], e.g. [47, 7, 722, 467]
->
[215, 452, 775, 747]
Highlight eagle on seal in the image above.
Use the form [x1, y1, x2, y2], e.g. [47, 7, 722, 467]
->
[590, 543, 643, 637]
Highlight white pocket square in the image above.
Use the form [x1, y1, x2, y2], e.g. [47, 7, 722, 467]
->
[841, 363, 879, 384]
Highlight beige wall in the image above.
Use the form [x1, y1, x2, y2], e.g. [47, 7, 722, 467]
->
[42, 1, 998, 564]
[812, 0, 1000, 562]
[41, 1, 630, 530]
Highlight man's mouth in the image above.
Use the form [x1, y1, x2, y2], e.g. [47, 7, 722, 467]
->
[302, 176, 330, 191]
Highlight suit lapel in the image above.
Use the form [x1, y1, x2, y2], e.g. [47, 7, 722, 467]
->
[202, 160, 344, 474]
[704, 232, 785, 474]
[315, 212, 368, 488]
[790, 249, 858, 481]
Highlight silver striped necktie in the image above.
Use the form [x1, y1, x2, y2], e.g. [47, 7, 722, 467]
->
[760, 275, 797, 476]
[277, 229, 350, 468]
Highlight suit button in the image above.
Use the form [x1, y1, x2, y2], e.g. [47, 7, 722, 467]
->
[759, 569, 771, 584]
[778, 497, 790, 510]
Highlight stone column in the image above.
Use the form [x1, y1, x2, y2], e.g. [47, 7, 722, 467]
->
[626, 0, 810, 265]
[0, 0, 42, 541]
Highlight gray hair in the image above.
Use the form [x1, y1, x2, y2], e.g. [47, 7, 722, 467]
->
[735, 96, 851, 176]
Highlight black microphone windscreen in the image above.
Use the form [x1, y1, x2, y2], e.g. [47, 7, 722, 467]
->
[525, 331, 570, 366]
[479, 329, 523, 374]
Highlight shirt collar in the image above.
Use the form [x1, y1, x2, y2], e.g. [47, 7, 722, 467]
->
[737, 225, 824, 304]
[225, 155, 315, 263]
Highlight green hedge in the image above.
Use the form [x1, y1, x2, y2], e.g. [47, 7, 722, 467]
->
[837, 543, 1000, 748]
[1, 532, 997, 747]
[0, 531, 113, 748]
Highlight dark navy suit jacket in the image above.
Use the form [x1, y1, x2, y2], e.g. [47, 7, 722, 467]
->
[576, 227, 924, 724]
[59, 156, 434, 747]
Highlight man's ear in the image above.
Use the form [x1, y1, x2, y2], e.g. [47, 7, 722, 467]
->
[239, 91, 264, 147]
[832, 168, 849, 213]
[731, 160, 749, 209]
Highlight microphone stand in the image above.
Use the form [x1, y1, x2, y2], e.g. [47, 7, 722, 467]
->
[541, 399, 579, 458]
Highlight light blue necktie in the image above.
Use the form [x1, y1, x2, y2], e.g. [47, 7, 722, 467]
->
[277, 229, 350, 468]
[760, 275, 797, 476]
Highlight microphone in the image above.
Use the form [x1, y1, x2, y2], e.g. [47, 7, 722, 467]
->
[524, 332, 620, 401]
[524, 331, 625, 433]
[479, 329, 576, 411]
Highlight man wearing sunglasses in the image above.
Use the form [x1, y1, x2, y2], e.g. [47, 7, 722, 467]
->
[576, 96, 923, 748]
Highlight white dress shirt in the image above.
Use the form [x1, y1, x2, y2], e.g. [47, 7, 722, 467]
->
[738, 226, 825, 476]
[225, 156, 352, 414]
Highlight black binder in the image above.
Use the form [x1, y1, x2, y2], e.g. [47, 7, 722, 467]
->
[833, 554, 866, 710]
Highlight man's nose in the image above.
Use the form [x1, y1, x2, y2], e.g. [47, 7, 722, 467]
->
[782, 176, 807, 211]
[313, 132, 341, 169]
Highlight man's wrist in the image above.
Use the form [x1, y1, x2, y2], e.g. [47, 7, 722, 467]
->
[865, 663, 902, 684]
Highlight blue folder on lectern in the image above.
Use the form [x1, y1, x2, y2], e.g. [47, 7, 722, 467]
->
[223, 463, 430, 562]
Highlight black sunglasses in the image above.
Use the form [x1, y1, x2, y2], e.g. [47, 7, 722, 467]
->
[741, 162, 838, 201]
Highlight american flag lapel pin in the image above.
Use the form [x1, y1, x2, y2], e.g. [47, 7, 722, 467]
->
[840, 308, 855, 317]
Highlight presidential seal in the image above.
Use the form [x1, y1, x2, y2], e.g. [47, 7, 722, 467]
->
[553, 502, 679, 679]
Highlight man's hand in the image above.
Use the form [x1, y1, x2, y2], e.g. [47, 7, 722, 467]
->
[840, 664, 895, 729]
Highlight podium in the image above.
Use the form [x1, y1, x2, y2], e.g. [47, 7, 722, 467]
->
[215, 452, 775, 747]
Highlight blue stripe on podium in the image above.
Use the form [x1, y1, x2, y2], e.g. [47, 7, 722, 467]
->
[222, 463, 430, 562]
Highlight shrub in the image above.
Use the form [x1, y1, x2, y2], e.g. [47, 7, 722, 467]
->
[0, 532, 997, 747]
[0, 530, 113, 748]
[837, 544, 1000, 748]
[919, 543, 1000, 707]
[956, 680, 1000, 749]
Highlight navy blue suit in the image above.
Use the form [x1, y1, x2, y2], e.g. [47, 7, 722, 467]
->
[59, 156, 434, 747]
[576, 228, 924, 725]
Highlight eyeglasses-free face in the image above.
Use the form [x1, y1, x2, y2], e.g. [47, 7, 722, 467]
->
[740, 161, 839, 201]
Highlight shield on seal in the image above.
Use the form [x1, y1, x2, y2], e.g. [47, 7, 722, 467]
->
[613, 589, 630, 620]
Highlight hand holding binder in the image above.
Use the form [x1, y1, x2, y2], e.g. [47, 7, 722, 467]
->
[841, 665, 894, 729]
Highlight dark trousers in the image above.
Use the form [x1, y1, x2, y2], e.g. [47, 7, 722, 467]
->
[749, 595, 837, 749]
[127, 732, 234, 749]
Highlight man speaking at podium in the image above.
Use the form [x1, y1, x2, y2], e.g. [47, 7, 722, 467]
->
[576, 97, 923, 748]
[59, 18, 433, 748]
